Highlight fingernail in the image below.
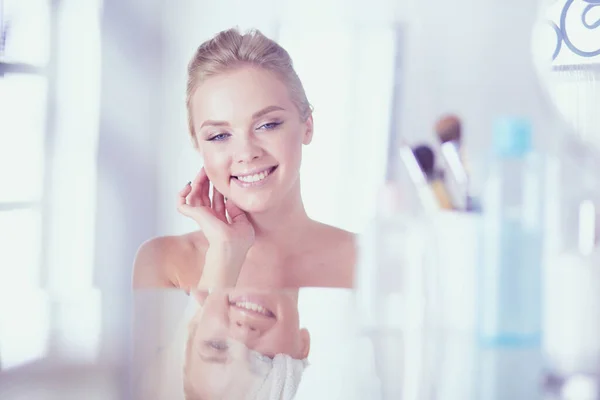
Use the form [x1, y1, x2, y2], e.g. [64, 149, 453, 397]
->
[187, 181, 191, 186]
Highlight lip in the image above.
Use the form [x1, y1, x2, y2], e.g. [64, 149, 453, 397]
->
[231, 166, 277, 188]
[228, 294, 277, 319]
[232, 166, 277, 178]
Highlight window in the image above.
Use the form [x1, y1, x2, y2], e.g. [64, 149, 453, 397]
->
[1, 0, 103, 371]
[0, 0, 53, 370]
[0, 0, 51, 284]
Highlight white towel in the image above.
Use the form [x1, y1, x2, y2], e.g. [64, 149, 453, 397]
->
[247, 354, 309, 400]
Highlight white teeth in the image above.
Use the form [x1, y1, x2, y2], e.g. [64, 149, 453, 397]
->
[236, 168, 272, 183]
[235, 301, 269, 315]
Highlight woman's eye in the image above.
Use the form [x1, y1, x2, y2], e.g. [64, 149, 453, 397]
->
[206, 340, 229, 352]
[208, 133, 230, 141]
[258, 122, 282, 131]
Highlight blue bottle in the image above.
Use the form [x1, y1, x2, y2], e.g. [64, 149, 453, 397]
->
[477, 117, 545, 347]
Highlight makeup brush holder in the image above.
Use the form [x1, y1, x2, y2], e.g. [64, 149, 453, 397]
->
[428, 210, 480, 333]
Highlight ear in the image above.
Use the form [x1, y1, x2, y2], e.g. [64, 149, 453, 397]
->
[298, 328, 311, 359]
[302, 115, 313, 145]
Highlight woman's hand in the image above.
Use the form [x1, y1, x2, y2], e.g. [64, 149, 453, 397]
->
[178, 168, 255, 263]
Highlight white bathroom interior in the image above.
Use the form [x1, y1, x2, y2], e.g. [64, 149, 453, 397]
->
[0, 0, 599, 398]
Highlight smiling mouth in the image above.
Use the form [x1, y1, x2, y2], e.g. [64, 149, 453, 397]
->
[229, 299, 276, 318]
[231, 166, 277, 185]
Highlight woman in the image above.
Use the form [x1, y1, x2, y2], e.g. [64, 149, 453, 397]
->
[133, 28, 356, 292]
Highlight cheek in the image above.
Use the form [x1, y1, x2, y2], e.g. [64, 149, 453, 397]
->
[276, 133, 304, 166]
[201, 150, 230, 178]
[266, 324, 301, 354]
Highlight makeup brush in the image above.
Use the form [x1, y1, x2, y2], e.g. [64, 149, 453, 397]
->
[396, 142, 440, 213]
[412, 144, 454, 210]
[435, 115, 471, 211]
[413, 145, 436, 178]
[436, 115, 462, 147]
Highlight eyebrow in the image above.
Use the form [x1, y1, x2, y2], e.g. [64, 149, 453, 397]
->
[199, 105, 286, 129]
[199, 353, 229, 364]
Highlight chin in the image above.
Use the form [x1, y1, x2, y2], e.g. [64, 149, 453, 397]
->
[234, 196, 274, 214]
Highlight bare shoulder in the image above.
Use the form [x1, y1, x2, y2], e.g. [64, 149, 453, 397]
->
[132, 231, 208, 290]
[301, 222, 357, 288]
[316, 222, 357, 252]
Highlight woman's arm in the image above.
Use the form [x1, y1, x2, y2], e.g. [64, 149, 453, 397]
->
[132, 237, 180, 289]
[195, 245, 246, 290]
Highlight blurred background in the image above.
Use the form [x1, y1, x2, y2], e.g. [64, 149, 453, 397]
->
[0, 0, 598, 398]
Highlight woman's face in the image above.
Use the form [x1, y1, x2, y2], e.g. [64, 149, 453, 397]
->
[190, 66, 313, 213]
[191, 290, 310, 359]
[185, 290, 310, 399]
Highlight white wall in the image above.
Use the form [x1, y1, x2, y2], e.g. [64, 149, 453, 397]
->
[92, 0, 164, 390]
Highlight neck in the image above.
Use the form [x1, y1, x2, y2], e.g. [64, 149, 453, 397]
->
[247, 180, 312, 246]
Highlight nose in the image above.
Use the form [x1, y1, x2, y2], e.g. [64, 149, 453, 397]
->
[234, 135, 263, 164]
[229, 315, 263, 344]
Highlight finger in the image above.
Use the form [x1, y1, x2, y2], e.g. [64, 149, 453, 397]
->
[212, 187, 227, 222]
[191, 168, 204, 186]
[199, 167, 211, 206]
[189, 168, 209, 207]
[190, 289, 210, 306]
[225, 199, 249, 224]
[178, 182, 192, 206]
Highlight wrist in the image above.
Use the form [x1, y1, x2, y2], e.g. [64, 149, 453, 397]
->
[198, 246, 247, 290]
[206, 244, 247, 267]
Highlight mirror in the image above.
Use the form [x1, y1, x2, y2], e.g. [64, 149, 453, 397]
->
[533, 0, 600, 147]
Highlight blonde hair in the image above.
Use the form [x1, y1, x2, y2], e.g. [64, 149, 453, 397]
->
[186, 27, 312, 145]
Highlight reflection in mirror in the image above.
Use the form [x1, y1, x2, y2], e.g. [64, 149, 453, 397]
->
[184, 290, 309, 399]
[135, 288, 311, 400]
